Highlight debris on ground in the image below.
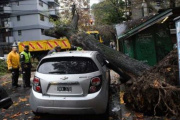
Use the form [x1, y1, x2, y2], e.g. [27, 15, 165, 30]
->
[124, 49, 180, 117]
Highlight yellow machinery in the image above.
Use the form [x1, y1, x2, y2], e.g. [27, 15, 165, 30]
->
[18, 37, 71, 52]
[18, 37, 71, 60]
[86, 31, 103, 43]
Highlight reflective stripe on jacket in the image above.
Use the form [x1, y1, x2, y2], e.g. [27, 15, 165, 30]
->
[7, 51, 20, 69]
[20, 51, 31, 63]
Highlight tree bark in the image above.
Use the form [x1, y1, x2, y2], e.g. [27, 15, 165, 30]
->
[45, 30, 151, 77]
[70, 33, 151, 77]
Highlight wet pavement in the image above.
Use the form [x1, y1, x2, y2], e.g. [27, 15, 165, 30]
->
[0, 71, 122, 120]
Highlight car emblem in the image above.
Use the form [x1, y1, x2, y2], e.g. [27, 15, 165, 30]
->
[60, 77, 68, 80]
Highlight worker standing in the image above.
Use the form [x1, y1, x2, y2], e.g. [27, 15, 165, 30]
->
[7, 45, 21, 88]
[20, 45, 32, 88]
[76, 47, 83, 51]
[47, 46, 61, 55]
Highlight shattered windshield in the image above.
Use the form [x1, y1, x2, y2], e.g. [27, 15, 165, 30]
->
[38, 57, 99, 74]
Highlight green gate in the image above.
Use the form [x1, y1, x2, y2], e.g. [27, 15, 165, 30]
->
[134, 29, 157, 66]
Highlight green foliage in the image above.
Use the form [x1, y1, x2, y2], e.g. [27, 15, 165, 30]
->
[0, 60, 7, 76]
[92, 0, 126, 25]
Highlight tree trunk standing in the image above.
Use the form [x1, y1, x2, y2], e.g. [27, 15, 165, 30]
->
[170, 0, 176, 8]
[71, 3, 79, 30]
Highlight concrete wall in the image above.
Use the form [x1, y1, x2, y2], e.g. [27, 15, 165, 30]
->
[13, 29, 54, 42]
[11, 0, 38, 11]
[11, 14, 39, 28]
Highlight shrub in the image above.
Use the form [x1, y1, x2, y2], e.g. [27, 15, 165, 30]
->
[0, 60, 7, 76]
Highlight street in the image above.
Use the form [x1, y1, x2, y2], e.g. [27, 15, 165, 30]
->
[0, 71, 121, 120]
[1, 0, 180, 119]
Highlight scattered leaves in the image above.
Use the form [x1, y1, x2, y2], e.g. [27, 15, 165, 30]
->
[24, 111, 29, 115]
[167, 67, 171, 72]
[1, 81, 11, 86]
[13, 102, 19, 106]
[153, 80, 160, 87]
[124, 112, 131, 117]
[135, 112, 144, 119]
[19, 97, 27, 102]
[120, 91, 125, 104]
[10, 112, 22, 118]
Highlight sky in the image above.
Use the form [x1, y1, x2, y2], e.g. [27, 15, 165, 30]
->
[90, 0, 100, 6]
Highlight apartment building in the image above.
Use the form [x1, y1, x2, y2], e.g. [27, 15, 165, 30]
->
[126, 0, 179, 20]
[0, 0, 59, 45]
[0, 0, 11, 55]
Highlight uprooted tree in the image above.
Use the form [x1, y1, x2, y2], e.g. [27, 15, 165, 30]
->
[45, 3, 180, 117]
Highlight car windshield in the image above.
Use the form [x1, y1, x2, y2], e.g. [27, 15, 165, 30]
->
[38, 57, 99, 74]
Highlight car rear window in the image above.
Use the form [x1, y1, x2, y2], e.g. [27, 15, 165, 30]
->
[38, 57, 99, 74]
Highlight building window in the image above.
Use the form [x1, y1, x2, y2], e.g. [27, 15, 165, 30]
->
[18, 30, 22, 36]
[41, 29, 44, 35]
[39, 0, 43, 7]
[17, 16, 20, 21]
[40, 14, 44, 21]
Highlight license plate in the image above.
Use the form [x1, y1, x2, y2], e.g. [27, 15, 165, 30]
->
[57, 86, 72, 92]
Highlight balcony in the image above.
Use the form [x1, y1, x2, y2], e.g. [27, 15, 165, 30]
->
[6, 36, 14, 43]
[49, 9, 59, 17]
[4, 21, 13, 28]
[0, 6, 12, 14]
[48, 0, 60, 6]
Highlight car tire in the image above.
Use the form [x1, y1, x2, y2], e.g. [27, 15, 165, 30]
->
[32, 111, 42, 116]
[0, 86, 13, 109]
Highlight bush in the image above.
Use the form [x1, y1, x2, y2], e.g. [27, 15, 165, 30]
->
[0, 60, 7, 76]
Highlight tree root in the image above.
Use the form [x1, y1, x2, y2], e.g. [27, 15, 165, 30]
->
[124, 49, 180, 117]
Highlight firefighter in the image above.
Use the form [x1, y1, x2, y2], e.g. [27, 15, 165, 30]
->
[20, 45, 32, 88]
[47, 45, 61, 55]
[7, 45, 21, 88]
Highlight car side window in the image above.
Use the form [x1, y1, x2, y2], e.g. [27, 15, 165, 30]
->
[96, 54, 105, 66]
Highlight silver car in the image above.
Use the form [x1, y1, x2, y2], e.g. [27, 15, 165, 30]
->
[29, 51, 110, 115]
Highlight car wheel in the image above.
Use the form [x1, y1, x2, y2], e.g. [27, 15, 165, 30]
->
[0, 86, 13, 109]
[32, 111, 42, 116]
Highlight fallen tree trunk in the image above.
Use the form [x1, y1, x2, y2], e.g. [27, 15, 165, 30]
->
[70, 33, 151, 76]
[45, 29, 151, 77]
